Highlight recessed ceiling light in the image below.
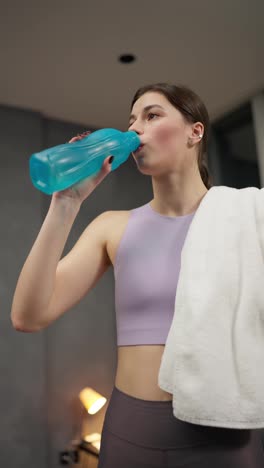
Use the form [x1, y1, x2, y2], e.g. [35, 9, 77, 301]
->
[118, 54, 136, 64]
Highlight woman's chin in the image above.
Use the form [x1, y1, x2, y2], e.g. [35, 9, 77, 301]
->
[135, 160, 159, 176]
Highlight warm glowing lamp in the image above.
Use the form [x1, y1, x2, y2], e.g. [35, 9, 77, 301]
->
[84, 432, 101, 451]
[79, 387, 107, 415]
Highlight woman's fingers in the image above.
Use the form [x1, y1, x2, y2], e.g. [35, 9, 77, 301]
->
[68, 130, 91, 144]
[68, 136, 79, 143]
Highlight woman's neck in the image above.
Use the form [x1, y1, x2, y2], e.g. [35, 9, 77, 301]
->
[150, 178, 208, 217]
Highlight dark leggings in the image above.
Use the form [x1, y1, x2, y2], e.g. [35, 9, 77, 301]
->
[98, 385, 264, 468]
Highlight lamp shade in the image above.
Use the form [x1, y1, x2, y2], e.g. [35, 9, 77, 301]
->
[79, 387, 107, 415]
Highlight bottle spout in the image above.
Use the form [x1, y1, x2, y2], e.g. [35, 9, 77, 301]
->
[124, 131, 141, 153]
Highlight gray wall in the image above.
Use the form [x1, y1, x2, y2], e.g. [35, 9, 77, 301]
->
[0, 106, 153, 467]
[0, 106, 47, 467]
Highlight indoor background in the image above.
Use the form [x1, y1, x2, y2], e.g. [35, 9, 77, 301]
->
[0, 0, 264, 467]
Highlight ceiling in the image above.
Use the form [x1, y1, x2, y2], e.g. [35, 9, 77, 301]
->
[0, 0, 263, 131]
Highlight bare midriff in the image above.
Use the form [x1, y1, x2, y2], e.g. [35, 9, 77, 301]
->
[106, 210, 173, 402]
[115, 345, 173, 401]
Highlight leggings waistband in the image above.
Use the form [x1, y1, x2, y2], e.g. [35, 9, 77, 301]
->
[102, 385, 248, 450]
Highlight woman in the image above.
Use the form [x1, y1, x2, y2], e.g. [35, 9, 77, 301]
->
[11, 83, 264, 467]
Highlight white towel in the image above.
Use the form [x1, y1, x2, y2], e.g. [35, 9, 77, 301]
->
[158, 185, 264, 429]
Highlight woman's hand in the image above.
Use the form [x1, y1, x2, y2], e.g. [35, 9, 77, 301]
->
[52, 131, 113, 206]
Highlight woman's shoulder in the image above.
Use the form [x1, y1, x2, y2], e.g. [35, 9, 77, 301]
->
[96, 203, 149, 242]
[95, 209, 132, 239]
[100, 208, 132, 222]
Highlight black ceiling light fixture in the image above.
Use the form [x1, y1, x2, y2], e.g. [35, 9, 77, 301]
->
[118, 53, 136, 64]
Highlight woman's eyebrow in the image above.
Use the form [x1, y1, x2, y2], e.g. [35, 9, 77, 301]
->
[129, 104, 164, 124]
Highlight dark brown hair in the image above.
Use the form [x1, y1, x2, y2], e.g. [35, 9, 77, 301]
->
[130, 82, 213, 189]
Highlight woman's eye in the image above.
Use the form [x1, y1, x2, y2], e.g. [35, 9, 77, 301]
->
[128, 113, 158, 128]
[147, 113, 158, 121]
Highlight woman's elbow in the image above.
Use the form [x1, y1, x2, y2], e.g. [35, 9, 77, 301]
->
[11, 316, 43, 333]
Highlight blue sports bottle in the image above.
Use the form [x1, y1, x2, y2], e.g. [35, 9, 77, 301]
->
[29, 128, 141, 194]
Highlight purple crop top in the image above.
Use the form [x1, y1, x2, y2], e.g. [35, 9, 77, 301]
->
[114, 202, 196, 346]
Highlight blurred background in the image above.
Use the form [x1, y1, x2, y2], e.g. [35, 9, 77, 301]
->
[0, 0, 264, 466]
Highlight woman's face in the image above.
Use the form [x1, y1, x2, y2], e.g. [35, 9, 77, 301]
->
[128, 91, 200, 175]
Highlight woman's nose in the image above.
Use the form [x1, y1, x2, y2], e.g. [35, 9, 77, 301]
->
[129, 123, 143, 135]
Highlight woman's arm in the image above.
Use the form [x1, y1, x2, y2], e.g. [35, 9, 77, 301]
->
[11, 197, 112, 332]
[11, 132, 113, 332]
